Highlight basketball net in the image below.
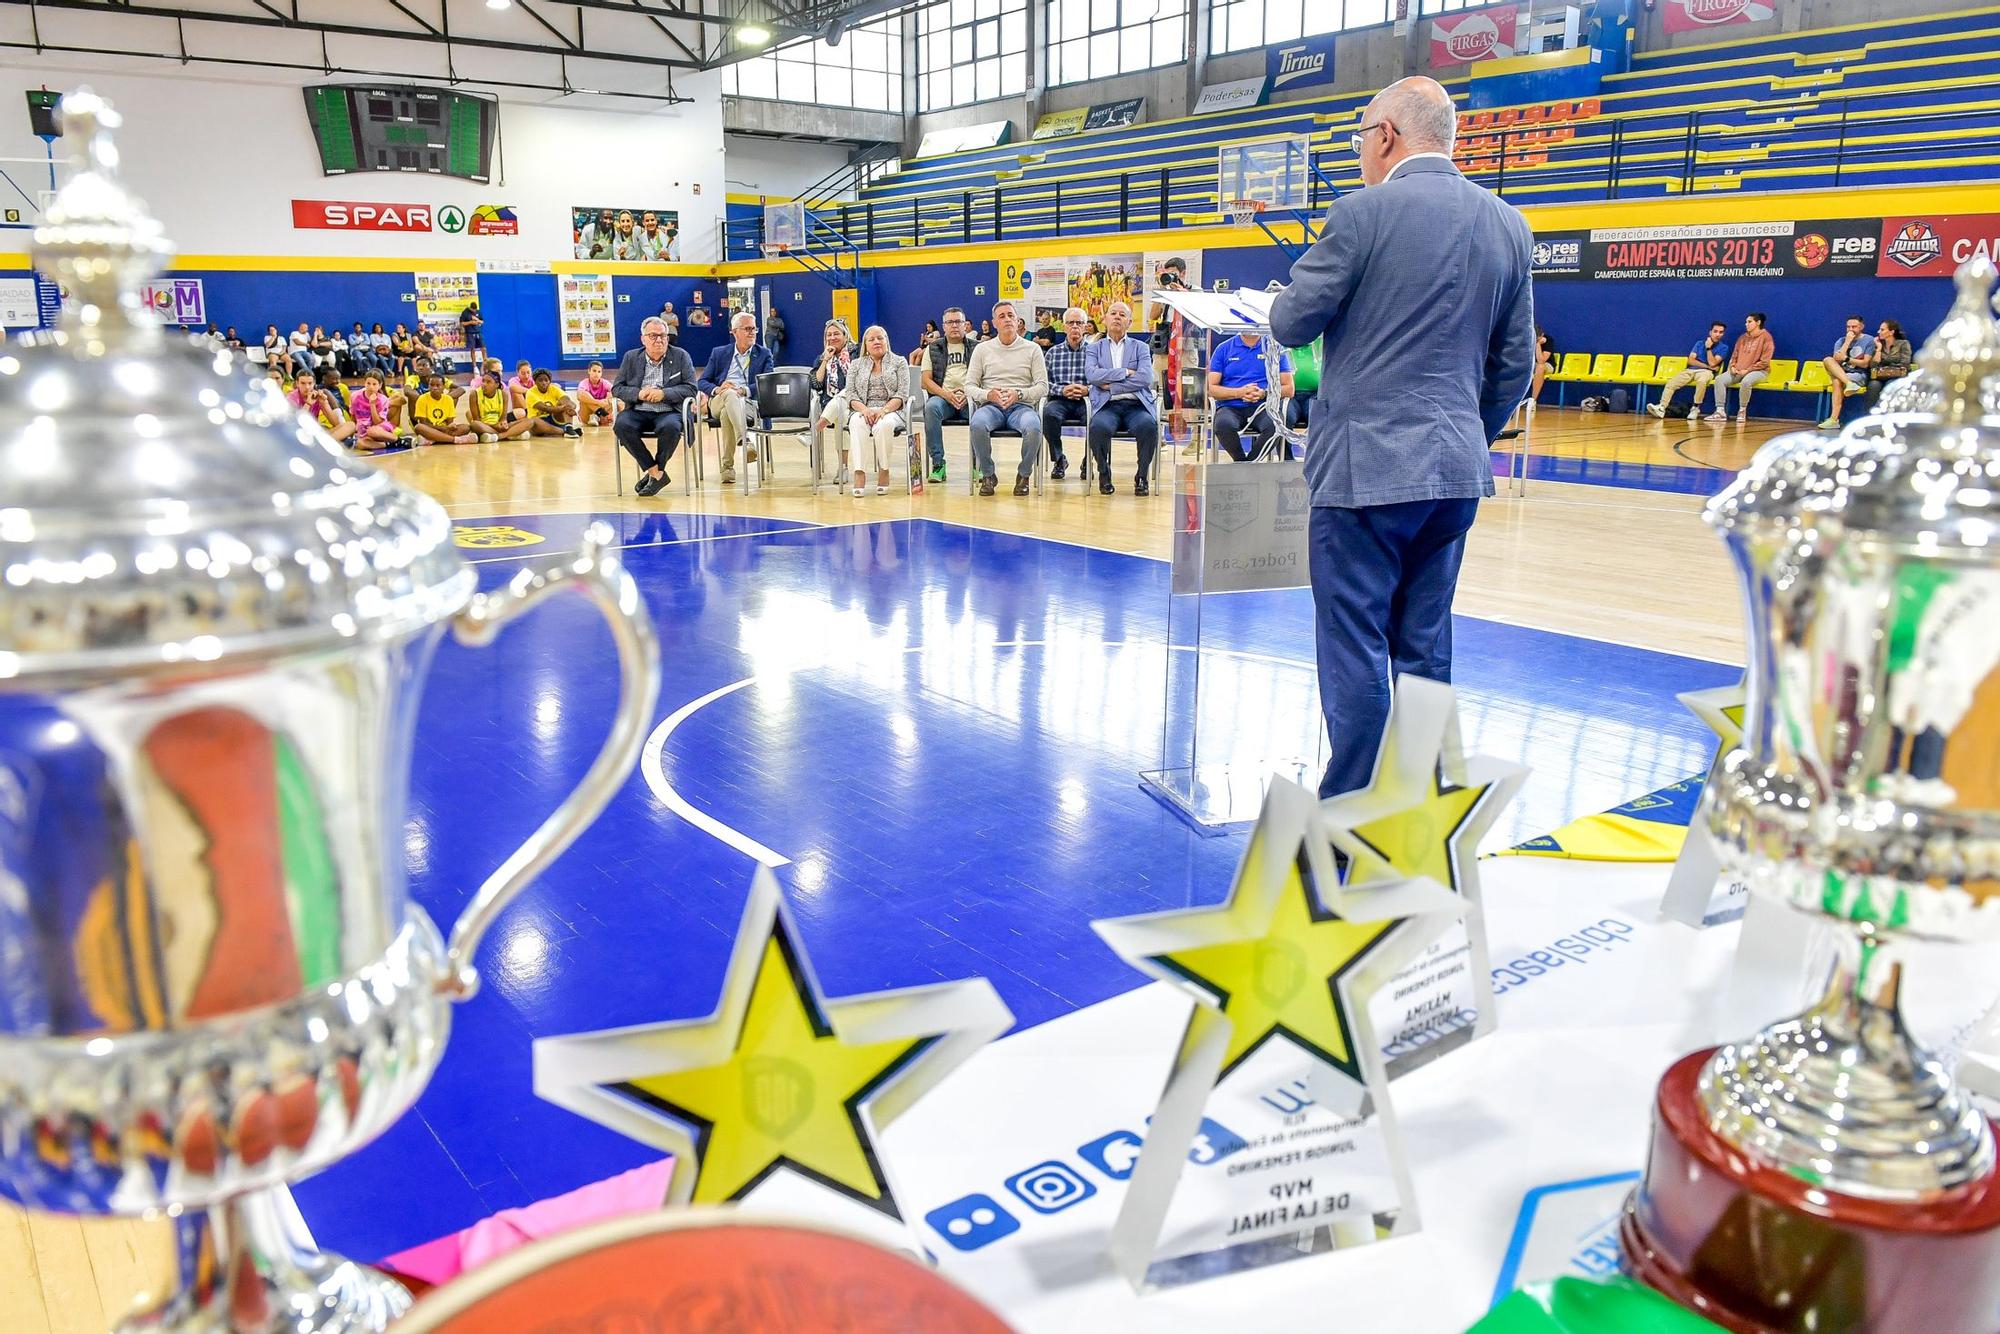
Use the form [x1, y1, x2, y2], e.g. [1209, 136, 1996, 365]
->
[1225, 198, 1267, 229]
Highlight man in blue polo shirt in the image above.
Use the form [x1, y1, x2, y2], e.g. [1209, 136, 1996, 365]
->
[1648, 320, 1730, 422]
[1820, 314, 1878, 428]
[1205, 330, 1295, 461]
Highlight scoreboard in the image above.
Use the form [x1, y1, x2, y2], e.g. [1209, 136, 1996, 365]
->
[303, 85, 496, 184]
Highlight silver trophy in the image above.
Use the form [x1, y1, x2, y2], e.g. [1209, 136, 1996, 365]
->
[1622, 261, 2000, 1328]
[0, 93, 660, 1331]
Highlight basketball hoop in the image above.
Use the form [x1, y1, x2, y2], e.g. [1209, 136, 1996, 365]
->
[1224, 198, 1267, 229]
[762, 242, 790, 259]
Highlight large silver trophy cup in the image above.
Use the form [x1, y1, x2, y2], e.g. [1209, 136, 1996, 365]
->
[0, 94, 660, 1330]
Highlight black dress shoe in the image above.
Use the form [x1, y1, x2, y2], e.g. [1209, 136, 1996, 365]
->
[1050, 459, 1068, 481]
[1099, 478, 1115, 495]
[636, 472, 664, 496]
[1134, 477, 1150, 497]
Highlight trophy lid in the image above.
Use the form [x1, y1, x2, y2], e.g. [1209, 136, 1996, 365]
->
[1710, 258, 2000, 551]
[0, 91, 473, 687]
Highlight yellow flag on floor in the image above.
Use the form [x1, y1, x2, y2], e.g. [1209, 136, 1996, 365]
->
[1498, 777, 1702, 862]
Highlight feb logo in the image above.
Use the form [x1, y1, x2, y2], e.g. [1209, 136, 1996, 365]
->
[1679, 0, 1754, 23]
[1885, 220, 1942, 270]
[452, 524, 546, 549]
[1792, 232, 1829, 269]
[1446, 14, 1503, 61]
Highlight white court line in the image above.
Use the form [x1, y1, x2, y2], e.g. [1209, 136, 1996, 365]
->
[460, 528, 816, 565]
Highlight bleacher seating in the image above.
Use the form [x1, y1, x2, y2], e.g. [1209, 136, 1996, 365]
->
[759, 5, 2000, 254]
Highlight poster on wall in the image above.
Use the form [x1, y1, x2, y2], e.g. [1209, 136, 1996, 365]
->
[1068, 254, 1145, 332]
[1877, 214, 2000, 277]
[1429, 6, 1520, 66]
[560, 274, 617, 358]
[0, 277, 38, 329]
[413, 270, 476, 365]
[1662, 0, 1772, 35]
[1529, 219, 1882, 281]
[1143, 252, 1204, 329]
[571, 207, 682, 261]
[139, 278, 205, 326]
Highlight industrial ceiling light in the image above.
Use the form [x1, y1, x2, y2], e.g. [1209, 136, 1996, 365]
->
[737, 22, 773, 45]
[486, 0, 511, 9]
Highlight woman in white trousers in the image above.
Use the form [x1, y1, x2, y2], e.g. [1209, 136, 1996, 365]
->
[846, 325, 906, 496]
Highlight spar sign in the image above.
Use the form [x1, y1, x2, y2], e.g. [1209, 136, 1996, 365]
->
[1430, 6, 1519, 67]
[292, 199, 436, 232]
[1663, 0, 1773, 34]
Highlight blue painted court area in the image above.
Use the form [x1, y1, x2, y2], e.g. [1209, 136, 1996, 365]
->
[295, 513, 1737, 1260]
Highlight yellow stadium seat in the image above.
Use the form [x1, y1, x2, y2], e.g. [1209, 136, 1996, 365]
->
[1766, 358, 1800, 387]
[1653, 355, 1688, 381]
[1620, 355, 1658, 383]
[1548, 353, 1592, 381]
[1790, 360, 1833, 391]
[1587, 353, 1625, 380]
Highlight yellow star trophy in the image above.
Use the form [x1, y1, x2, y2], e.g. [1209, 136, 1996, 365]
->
[1658, 678, 1749, 927]
[533, 867, 1011, 1242]
[1094, 677, 1520, 1291]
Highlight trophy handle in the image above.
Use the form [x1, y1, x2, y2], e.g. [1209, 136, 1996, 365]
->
[434, 521, 661, 999]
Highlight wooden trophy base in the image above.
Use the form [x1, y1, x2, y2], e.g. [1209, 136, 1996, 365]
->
[1620, 1049, 2000, 1334]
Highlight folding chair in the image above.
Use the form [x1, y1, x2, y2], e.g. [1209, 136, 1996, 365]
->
[737, 368, 815, 494]
[609, 397, 699, 497]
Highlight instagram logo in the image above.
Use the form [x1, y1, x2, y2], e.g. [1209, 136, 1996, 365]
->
[1004, 1161, 1096, 1214]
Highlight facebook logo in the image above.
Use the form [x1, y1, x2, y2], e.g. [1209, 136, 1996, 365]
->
[1190, 1118, 1248, 1165]
[1077, 1130, 1145, 1181]
[924, 1193, 1020, 1252]
[1005, 1161, 1096, 1214]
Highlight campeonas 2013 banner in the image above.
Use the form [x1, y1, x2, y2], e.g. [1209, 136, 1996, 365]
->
[1429, 6, 1519, 67]
[1530, 219, 1882, 280]
[1663, 0, 1773, 34]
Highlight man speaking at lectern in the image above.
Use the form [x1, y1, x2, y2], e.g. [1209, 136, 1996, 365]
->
[1271, 76, 1533, 801]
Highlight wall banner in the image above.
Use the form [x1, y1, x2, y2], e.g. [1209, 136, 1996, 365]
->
[1430, 6, 1520, 67]
[140, 278, 206, 326]
[1266, 33, 1337, 94]
[571, 207, 682, 261]
[1083, 98, 1145, 131]
[1031, 109, 1089, 141]
[1877, 214, 2000, 278]
[561, 274, 617, 359]
[1663, 0, 1772, 35]
[1192, 78, 1268, 116]
[0, 276, 38, 329]
[1530, 219, 1882, 281]
[413, 270, 477, 364]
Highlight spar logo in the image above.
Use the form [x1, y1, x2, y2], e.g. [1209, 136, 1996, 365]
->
[1447, 14, 1503, 61]
[1679, 0, 1752, 23]
[1793, 233, 1829, 269]
[1886, 220, 1942, 269]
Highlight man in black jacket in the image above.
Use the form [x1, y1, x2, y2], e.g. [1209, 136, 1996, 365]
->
[612, 316, 698, 495]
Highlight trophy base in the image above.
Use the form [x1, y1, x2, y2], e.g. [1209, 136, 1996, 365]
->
[1621, 1049, 2000, 1334]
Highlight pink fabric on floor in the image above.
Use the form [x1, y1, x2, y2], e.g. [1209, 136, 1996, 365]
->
[380, 1157, 674, 1286]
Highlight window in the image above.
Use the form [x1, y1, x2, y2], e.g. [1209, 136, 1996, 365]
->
[1207, 0, 1390, 57]
[1048, 0, 1187, 86]
[721, 16, 904, 114]
[919, 0, 1029, 111]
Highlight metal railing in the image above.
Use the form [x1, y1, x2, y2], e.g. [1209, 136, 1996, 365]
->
[722, 82, 2000, 259]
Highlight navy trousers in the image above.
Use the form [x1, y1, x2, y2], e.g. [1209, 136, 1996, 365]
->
[1310, 498, 1480, 799]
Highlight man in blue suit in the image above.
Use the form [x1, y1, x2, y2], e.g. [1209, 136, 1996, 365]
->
[697, 310, 776, 485]
[1271, 77, 1534, 800]
[1084, 300, 1161, 495]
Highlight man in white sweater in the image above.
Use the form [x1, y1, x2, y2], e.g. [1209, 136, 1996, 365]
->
[964, 300, 1050, 496]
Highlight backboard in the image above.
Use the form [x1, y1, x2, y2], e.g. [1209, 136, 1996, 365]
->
[762, 200, 806, 252]
[1215, 134, 1314, 212]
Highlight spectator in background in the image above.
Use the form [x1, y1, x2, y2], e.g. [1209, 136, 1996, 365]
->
[846, 325, 906, 497]
[288, 322, 314, 375]
[1206, 328, 1294, 461]
[459, 302, 485, 364]
[1151, 256, 1190, 380]
[979, 319, 996, 341]
[253, 324, 280, 367]
[810, 321, 854, 479]
[412, 324, 438, 365]
[765, 309, 788, 361]
[370, 323, 393, 371]
[660, 301, 680, 344]
[1086, 300, 1161, 495]
[224, 327, 245, 354]
[346, 322, 375, 374]
[698, 311, 776, 487]
[613, 316, 698, 495]
[1041, 306, 1092, 482]
[390, 322, 417, 376]
[1868, 318, 1912, 408]
[920, 308, 977, 482]
[1650, 321, 1730, 422]
[1819, 314, 1878, 429]
[1033, 314, 1061, 349]
[577, 361, 615, 427]
[1531, 327, 1555, 402]
[1709, 312, 1773, 423]
[963, 300, 1048, 497]
[328, 327, 353, 375]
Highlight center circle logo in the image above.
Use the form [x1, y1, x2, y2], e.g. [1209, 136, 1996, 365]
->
[1793, 233, 1829, 269]
[438, 205, 467, 234]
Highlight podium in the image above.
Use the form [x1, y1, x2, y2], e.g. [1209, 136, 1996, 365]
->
[1140, 288, 1323, 830]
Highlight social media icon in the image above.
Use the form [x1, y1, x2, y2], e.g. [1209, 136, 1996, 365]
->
[1004, 1161, 1096, 1214]
[924, 1193, 1020, 1252]
[1077, 1130, 1145, 1181]
[1189, 1117, 1248, 1166]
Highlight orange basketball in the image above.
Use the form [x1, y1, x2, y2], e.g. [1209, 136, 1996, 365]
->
[399, 1213, 1012, 1333]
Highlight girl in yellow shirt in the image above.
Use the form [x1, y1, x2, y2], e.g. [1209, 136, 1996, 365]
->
[410, 374, 474, 445]
[469, 371, 530, 441]
[524, 369, 582, 438]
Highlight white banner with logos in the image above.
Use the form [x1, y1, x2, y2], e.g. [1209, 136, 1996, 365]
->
[0, 276, 39, 329]
[1193, 77, 1268, 116]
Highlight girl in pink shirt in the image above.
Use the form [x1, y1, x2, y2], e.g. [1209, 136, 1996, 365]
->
[578, 360, 614, 427]
[350, 371, 402, 450]
[509, 359, 537, 411]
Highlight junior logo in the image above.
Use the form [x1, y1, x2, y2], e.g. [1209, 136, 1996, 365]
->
[1885, 220, 1942, 269]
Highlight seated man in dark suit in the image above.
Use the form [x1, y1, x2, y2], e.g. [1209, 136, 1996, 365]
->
[612, 316, 698, 496]
[697, 311, 777, 485]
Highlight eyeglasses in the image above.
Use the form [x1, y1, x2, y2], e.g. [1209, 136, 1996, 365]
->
[1348, 121, 1391, 155]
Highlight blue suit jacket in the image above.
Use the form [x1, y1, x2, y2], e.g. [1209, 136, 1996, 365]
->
[697, 342, 776, 397]
[1083, 335, 1158, 415]
[1270, 156, 1534, 508]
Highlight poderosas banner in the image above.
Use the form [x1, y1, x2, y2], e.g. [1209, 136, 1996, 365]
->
[1530, 219, 1883, 281]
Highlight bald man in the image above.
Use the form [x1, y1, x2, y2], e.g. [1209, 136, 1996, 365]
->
[1271, 76, 1534, 801]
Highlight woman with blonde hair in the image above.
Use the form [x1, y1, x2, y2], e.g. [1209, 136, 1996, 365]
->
[846, 324, 906, 496]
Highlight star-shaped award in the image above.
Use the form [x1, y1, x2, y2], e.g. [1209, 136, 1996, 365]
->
[1661, 677, 1750, 927]
[1093, 777, 1461, 1287]
[535, 868, 1010, 1220]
